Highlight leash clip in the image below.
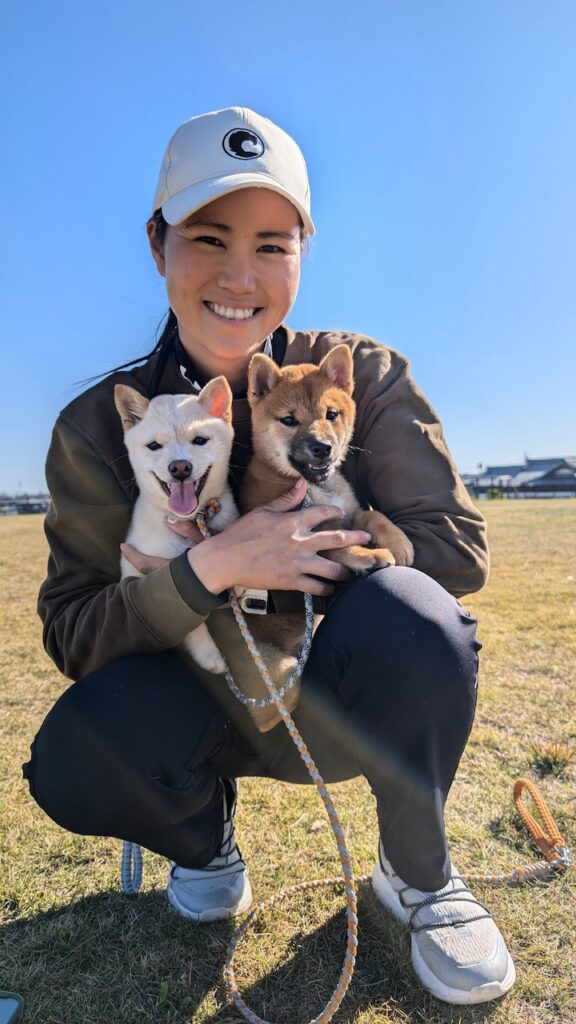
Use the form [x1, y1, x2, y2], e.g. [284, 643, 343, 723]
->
[554, 845, 571, 869]
[235, 588, 269, 615]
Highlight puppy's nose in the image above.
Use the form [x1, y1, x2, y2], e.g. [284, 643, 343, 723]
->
[307, 440, 332, 461]
[168, 460, 193, 481]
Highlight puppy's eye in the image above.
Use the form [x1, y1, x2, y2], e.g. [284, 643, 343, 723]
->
[146, 441, 162, 451]
[279, 415, 299, 428]
[192, 436, 208, 446]
[326, 409, 340, 421]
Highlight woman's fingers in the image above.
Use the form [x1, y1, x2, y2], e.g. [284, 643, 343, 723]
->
[296, 576, 336, 597]
[262, 476, 308, 512]
[186, 480, 374, 593]
[165, 515, 204, 543]
[308, 526, 372, 551]
[303, 553, 354, 582]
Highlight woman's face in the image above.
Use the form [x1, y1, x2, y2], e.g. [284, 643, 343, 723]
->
[148, 188, 303, 384]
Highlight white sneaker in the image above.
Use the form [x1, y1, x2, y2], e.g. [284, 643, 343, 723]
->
[372, 842, 516, 1004]
[167, 781, 253, 922]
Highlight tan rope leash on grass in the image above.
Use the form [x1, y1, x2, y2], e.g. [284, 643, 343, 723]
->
[120, 499, 570, 1024]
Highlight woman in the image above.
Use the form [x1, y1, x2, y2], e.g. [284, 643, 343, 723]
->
[24, 107, 515, 1006]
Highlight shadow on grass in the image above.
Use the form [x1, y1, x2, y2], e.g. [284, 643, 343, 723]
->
[1, 883, 502, 1024]
[202, 884, 503, 1024]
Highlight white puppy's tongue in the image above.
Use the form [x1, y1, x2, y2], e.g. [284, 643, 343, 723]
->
[168, 481, 198, 517]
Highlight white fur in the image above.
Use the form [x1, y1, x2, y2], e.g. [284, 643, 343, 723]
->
[307, 475, 359, 526]
[117, 388, 238, 673]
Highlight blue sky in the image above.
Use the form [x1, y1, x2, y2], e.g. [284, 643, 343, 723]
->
[2, 0, 575, 492]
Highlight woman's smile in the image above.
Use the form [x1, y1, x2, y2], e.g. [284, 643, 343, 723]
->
[203, 301, 263, 322]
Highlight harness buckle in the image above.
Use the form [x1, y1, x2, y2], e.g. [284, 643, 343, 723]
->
[236, 588, 269, 615]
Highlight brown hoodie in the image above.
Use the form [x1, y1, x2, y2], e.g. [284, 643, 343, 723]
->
[38, 328, 488, 681]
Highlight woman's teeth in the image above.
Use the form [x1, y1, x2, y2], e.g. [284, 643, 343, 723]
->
[206, 302, 258, 320]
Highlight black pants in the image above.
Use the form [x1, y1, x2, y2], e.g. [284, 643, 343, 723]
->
[24, 567, 479, 891]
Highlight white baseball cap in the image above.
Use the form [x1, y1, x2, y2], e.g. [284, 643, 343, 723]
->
[152, 107, 315, 235]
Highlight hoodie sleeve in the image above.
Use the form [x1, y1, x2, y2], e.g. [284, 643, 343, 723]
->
[350, 347, 489, 597]
[38, 415, 225, 680]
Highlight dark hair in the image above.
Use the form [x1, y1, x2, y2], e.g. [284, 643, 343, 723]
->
[149, 208, 168, 247]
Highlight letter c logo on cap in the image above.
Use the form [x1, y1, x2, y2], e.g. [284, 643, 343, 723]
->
[222, 129, 265, 160]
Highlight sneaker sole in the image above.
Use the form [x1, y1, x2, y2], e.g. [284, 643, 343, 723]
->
[371, 862, 516, 1005]
[167, 876, 253, 923]
[411, 941, 516, 1005]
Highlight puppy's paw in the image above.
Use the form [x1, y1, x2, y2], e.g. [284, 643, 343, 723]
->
[197, 649, 229, 674]
[354, 510, 414, 567]
[350, 545, 396, 574]
[326, 544, 395, 574]
[185, 626, 228, 674]
[366, 546, 396, 572]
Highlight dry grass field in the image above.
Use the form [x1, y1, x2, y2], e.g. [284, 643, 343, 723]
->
[1, 502, 575, 1024]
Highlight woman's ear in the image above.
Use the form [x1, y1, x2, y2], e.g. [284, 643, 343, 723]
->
[146, 219, 166, 277]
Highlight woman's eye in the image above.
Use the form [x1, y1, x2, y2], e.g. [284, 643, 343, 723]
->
[279, 415, 298, 428]
[178, 227, 224, 245]
[192, 436, 208, 446]
[326, 410, 340, 421]
[196, 235, 224, 247]
[259, 244, 284, 254]
[147, 441, 162, 451]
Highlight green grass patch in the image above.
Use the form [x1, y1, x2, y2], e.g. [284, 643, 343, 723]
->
[1, 502, 575, 1023]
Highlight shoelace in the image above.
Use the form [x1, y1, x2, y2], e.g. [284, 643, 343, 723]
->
[172, 789, 246, 877]
[381, 846, 493, 934]
[200, 819, 245, 874]
[403, 885, 493, 933]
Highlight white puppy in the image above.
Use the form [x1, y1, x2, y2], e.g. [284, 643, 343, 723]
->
[114, 378, 238, 673]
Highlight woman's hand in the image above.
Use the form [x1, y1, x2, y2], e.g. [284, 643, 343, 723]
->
[187, 477, 373, 597]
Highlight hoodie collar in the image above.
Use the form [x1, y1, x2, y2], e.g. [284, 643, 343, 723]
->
[173, 327, 287, 398]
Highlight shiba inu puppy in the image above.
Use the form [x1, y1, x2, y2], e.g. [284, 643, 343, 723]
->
[114, 378, 238, 674]
[241, 344, 414, 569]
[238, 344, 414, 730]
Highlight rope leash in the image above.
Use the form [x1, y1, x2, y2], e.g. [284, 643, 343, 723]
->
[120, 838, 142, 896]
[459, 778, 570, 885]
[223, 589, 314, 709]
[120, 499, 570, 1024]
[196, 497, 360, 1023]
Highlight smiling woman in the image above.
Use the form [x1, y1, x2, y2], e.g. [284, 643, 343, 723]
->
[25, 106, 515, 1009]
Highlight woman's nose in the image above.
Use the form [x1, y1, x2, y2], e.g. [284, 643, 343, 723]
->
[216, 253, 257, 293]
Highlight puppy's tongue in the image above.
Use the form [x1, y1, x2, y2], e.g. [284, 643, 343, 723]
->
[168, 481, 198, 517]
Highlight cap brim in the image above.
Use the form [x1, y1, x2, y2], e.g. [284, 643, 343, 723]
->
[160, 173, 315, 236]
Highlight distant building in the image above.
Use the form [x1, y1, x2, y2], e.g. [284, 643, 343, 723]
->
[0, 494, 50, 515]
[463, 457, 576, 498]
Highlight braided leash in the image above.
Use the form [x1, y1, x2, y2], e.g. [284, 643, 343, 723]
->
[459, 778, 570, 885]
[223, 589, 314, 709]
[120, 838, 142, 896]
[194, 497, 360, 1023]
[120, 499, 570, 1024]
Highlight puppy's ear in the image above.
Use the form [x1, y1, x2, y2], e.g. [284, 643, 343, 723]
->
[318, 345, 354, 394]
[114, 385, 150, 430]
[248, 353, 282, 405]
[198, 376, 233, 425]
